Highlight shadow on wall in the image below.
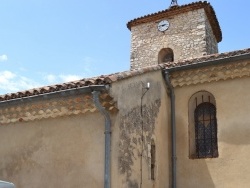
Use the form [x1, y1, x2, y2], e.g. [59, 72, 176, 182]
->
[176, 115, 216, 188]
[182, 160, 216, 188]
[219, 122, 250, 145]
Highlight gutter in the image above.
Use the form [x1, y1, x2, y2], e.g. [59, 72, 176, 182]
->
[167, 52, 250, 73]
[164, 70, 176, 188]
[0, 85, 108, 106]
[0, 85, 112, 188]
[92, 91, 112, 188]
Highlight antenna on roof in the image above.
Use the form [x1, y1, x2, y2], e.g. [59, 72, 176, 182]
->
[170, 0, 178, 7]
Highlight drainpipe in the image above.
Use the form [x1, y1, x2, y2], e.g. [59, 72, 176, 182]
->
[164, 70, 176, 188]
[92, 91, 111, 188]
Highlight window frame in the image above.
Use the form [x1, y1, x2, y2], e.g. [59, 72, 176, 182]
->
[188, 91, 219, 159]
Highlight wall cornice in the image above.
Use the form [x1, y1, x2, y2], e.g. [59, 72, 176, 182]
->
[0, 93, 117, 125]
[170, 60, 250, 87]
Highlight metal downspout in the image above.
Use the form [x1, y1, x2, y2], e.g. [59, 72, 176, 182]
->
[164, 70, 176, 188]
[0, 85, 107, 106]
[92, 91, 111, 188]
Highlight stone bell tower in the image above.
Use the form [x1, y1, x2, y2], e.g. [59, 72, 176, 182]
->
[127, 1, 222, 70]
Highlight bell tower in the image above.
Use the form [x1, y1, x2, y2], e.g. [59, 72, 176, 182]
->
[127, 1, 222, 70]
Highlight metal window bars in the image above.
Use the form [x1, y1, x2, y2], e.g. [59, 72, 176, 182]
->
[195, 102, 218, 158]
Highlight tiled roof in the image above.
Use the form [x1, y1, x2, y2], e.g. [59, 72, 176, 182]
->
[0, 48, 250, 102]
[127, 1, 222, 42]
[0, 76, 112, 102]
[0, 93, 118, 125]
[167, 48, 250, 69]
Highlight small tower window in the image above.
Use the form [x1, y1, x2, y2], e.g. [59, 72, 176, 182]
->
[158, 48, 174, 64]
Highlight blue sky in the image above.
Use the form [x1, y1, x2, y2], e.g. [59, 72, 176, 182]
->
[0, 0, 249, 95]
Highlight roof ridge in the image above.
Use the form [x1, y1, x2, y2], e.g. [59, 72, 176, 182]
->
[1, 48, 250, 102]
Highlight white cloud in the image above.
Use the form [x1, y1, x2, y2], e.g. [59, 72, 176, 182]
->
[44, 74, 57, 83]
[59, 74, 82, 82]
[43, 57, 96, 84]
[43, 73, 82, 84]
[0, 71, 40, 94]
[0, 54, 8, 62]
[0, 71, 16, 82]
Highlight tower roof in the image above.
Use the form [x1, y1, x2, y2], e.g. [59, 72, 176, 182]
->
[127, 1, 222, 42]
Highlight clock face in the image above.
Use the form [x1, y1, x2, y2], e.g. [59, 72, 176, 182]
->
[158, 20, 170, 32]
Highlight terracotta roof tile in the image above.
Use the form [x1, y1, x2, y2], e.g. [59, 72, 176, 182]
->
[167, 48, 250, 69]
[127, 1, 222, 42]
[0, 48, 250, 102]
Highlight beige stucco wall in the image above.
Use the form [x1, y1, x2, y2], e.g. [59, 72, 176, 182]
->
[0, 108, 113, 188]
[0, 70, 171, 188]
[0, 70, 172, 188]
[110, 70, 171, 188]
[3, 63, 250, 188]
[174, 76, 250, 188]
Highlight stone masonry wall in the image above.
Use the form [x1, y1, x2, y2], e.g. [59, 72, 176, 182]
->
[130, 8, 218, 69]
[205, 13, 219, 55]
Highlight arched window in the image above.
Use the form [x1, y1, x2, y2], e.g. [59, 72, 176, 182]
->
[195, 102, 218, 158]
[188, 91, 218, 159]
[158, 48, 174, 64]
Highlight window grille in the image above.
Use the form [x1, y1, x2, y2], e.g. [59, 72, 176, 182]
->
[194, 102, 218, 158]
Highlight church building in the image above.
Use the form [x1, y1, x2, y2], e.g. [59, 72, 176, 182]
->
[0, 1, 250, 188]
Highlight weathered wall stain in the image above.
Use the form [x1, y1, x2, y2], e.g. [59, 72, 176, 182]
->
[119, 99, 161, 182]
[128, 180, 139, 188]
[0, 131, 43, 178]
